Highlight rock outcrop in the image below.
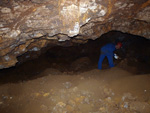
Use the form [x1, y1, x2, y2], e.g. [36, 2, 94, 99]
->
[0, 0, 150, 69]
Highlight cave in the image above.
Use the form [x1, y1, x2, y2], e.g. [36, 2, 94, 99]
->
[0, 0, 150, 113]
[0, 31, 150, 113]
[1, 30, 150, 82]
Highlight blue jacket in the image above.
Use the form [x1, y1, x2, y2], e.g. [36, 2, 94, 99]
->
[101, 43, 116, 56]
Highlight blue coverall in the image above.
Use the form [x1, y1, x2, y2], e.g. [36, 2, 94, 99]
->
[98, 43, 116, 69]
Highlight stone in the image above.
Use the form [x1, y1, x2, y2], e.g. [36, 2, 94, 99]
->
[136, 7, 150, 22]
[0, 27, 10, 33]
[130, 101, 150, 113]
[0, 0, 150, 69]
[1, 7, 11, 13]
[43, 93, 50, 97]
[57, 34, 70, 42]
[122, 93, 136, 101]
[29, 47, 40, 52]
[123, 102, 129, 108]
[68, 100, 76, 107]
[31, 0, 52, 4]
[66, 105, 74, 112]
[74, 96, 85, 103]
[4, 30, 21, 38]
[40, 105, 48, 111]
[72, 87, 78, 92]
[63, 82, 72, 89]
[99, 107, 107, 112]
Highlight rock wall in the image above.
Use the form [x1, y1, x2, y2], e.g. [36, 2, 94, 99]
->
[0, 0, 150, 69]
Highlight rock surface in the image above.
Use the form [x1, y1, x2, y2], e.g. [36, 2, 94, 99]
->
[0, 0, 150, 68]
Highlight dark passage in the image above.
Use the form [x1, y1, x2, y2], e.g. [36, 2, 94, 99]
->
[0, 31, 150, 84]
[1, 31, 150, 113]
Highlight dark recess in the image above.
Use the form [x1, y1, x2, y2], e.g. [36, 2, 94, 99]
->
[0, 31, 150, 84]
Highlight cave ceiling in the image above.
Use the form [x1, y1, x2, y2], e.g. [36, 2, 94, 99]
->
[0, 0, 150, 69]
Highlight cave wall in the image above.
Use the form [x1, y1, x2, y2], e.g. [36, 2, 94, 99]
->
[0, 0, 150, 69]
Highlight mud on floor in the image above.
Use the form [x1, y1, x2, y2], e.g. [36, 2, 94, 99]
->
[0, 67, 150, 113]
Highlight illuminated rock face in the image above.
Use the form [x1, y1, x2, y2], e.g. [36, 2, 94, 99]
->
[0, 0, 150, 69]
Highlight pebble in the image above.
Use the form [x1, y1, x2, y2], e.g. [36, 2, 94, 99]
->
[105, 97, 112, 102]
[10, 97, 13, 99]
[68, 100, 76, 107]
[1, 7, 11, 13]
[130, 101, 150, 113]
[40, 104, 48, 111]
[66, 105, 74, 112]
[112, 92, 115, 96]
[80, 77, 84, 80]
[99, 107, 106, 112]
[63, 82, 72, 89]
[84, 97, 90, 104]
[43, 93, 50, 97]
[2, 96, 8, 100]
[124, 102, 128, 108]
[122, 93, 136, 101]
[72, 87, 78, 92]
[56, 102, 66, 108]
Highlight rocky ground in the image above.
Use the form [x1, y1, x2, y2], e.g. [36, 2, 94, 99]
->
[0, 65, 150, 113]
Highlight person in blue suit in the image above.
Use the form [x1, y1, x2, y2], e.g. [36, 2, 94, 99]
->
[98, 42, 122, 69]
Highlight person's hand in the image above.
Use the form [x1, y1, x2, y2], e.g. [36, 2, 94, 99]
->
[114, 53, 119, 59]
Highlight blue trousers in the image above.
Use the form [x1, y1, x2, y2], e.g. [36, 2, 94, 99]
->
[98, 54, 114, 69]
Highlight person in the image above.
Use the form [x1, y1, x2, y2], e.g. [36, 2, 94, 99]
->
[98, 42, 122, 69]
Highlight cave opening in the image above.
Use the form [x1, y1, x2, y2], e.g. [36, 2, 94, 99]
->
[0, 30, 150, 84]
[0, 31, 150, 113]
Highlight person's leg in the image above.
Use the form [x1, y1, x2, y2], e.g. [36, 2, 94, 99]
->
[98, 54, 105, 69]
[107, 55, 115, 68]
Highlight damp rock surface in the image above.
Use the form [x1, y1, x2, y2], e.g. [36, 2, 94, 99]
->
[0, 0, 150, 69]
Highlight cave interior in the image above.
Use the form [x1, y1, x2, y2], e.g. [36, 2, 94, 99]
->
[1, 0, 150, 112]
[0, 30, 150, 84]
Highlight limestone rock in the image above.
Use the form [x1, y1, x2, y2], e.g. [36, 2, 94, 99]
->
[0, 0, 150, 69]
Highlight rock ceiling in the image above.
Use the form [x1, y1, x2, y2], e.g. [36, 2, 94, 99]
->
[0, 0, 150, 69]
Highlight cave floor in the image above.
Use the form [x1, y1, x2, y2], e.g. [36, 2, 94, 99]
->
[0, 66, 150, 113]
